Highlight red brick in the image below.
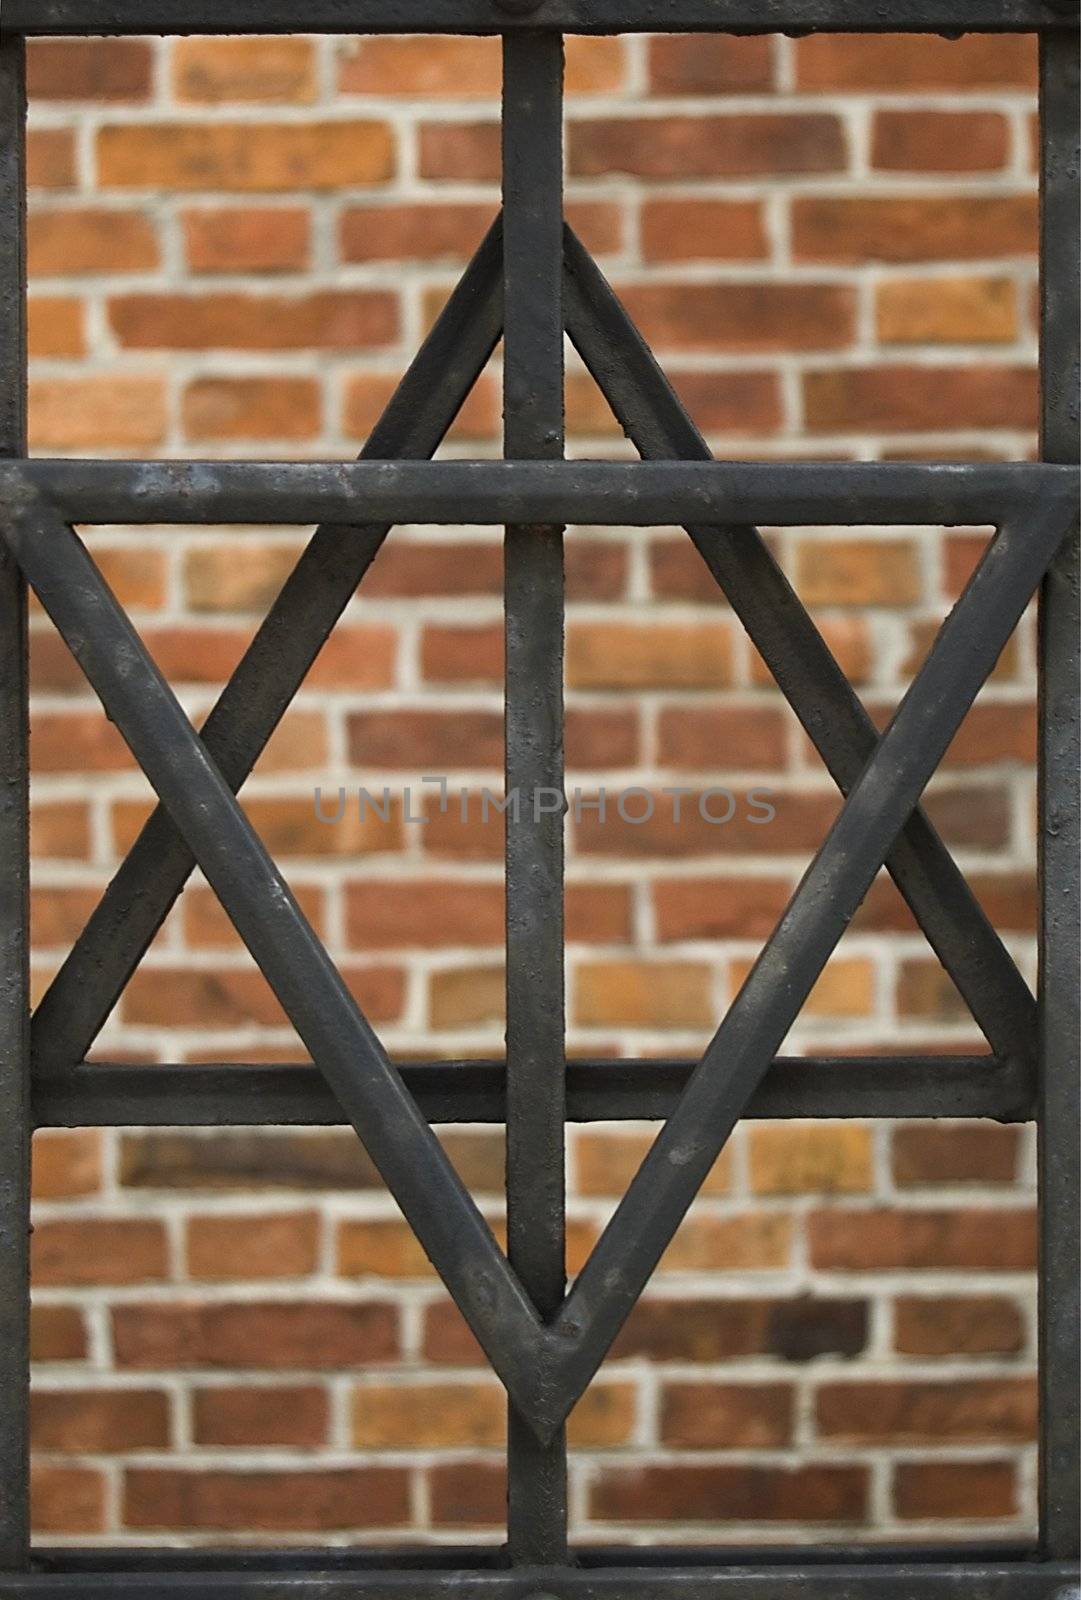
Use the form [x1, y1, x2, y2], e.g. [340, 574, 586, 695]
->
[894, 1459, 1017, 1520]
[658, 706, 789, 770]
[32, 1219, 168, 1286]
[28, 38, 152, 100]
[122, 964, 402, 1029]
[618, 282, 855, 353]
[365, 539, 502, 597]
[591, 1463, 868, 1523]
[892, 1123, 1021, 1186]
[872, 111, 1010, 173]
[32, 1464, 106, 1534]
[31, 1389, 170, 1453]
[31, 1305, 88, 1363]
[570, 113, 845, 178]
[816, 1378, 1036, 1443]
[803, 365, 1037, 434]
[339, 34, 623, 96]
[894, 1295, 1026, 1357]
[653, 876, 793, 942]
[123, 1466, 409, 1531]
[793, 195, 1036, 264]
[183, 206, 311, 273]
[192, 1385, 329, 1448]
[809, 1207, 1035, 1271]
[660, 1383, 795, 1448]
[647, 34, 774, 94]
[112, 1301, 399, 1369]
[429, 1460, 505, 1526]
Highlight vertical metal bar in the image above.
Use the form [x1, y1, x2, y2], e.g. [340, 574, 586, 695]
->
[1036, 25, 1080, 1564]
[0, 31, 30, 1573]
[501, 27, 568, 1565]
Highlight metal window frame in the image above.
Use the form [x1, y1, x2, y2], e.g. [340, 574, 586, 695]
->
[0, 3, 1077, 1593]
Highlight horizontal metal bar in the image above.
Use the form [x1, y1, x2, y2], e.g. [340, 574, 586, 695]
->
[32, 1055, 1034, 1127]
[2, 1559, 1076, 1598]
[4, 459, 1076, 531]
[1, 0, 1073, 32]
[26, 1545, 1049, 1574]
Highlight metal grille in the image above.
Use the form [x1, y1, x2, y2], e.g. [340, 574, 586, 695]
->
[0, 3, 1078, 1594]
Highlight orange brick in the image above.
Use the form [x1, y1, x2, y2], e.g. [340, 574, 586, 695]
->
[31, 800, 91, 861]
[98, 121, 395, 191]
[575, 1129, 732, 1198]
[351, 1381, 504, 1448]
[29, 207, 158, 275]
[110, 290, 397, 351]
[428, 965, 504, 1030]
[172, 37, 317, 104]
[641, 198, 769, 263]
[877, 276, 1018, 345]
[574, 960, 714, 1029]
[27, 296, 85, 358]
[183, 206, 311, 273]
[749, 1125, 874, 1195]
[28, 129, 76, 190]
[567, 621, 732, 690]
[29, 375, 167, 451]
[661, 1212, 793, 1272]
[183, 542, 300, 612]
[894, 1295, 1025, 1357]
[185, 1211, 321, 1280]
[794, 537, 921, 606]
[339, 34, 623, 96]
[31, 1130, 102, 1200]
[182, 375, 321, 442]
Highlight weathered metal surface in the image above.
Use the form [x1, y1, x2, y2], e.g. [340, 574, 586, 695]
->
[501, 31, 569, 1562]
[0, 2, 1077, 1589]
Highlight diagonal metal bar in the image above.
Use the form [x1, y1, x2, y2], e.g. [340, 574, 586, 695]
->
[562, 225, 1036, 1068]
[5, 508, 551, 1425]
[544, 503, 1073, 1432]
[30, 216, 505, 1076]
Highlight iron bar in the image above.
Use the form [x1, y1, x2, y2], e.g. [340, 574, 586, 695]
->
[32, 1055, 1034, 1129]
[0, 32, 28, 1574]
[549, 502, 1073, 1427]
[562, 226, 1037, 1068]
[0, 0, 1073, 33]
[3, 510, 547, 1426]
[29, 219, 505, 1078]
[4, 459, 1076, 530]
[0, 1559, 1076, 1597]
[1036, 23, 1081, 1564]
[501, 30, 568, 1562]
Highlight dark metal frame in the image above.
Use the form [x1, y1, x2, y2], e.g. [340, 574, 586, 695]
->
[0, 3, 1077, 1594]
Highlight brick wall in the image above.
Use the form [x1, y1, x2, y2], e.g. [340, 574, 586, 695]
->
[26, 29, 1040, 1545]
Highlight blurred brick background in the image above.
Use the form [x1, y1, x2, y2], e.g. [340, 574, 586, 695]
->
[25, 30, 1041, 1546]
